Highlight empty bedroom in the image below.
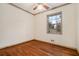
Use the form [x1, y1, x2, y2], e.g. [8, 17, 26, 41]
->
[0, 3, 79, 56]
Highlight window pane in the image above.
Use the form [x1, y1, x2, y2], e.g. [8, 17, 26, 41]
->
[47, 12, 62, 34]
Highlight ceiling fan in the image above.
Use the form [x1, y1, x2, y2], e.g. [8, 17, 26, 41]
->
[33, 3, 50, 10]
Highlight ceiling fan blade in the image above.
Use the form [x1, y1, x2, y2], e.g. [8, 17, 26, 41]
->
[33, 6, 37, 10]
[43, 4, 49, 9]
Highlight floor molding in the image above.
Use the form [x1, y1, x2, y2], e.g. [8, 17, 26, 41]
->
[33, 39, 77, 51]
[0, 39, 33, 50]
[0, 39, 78, 54]
[0, 39, 78, 56]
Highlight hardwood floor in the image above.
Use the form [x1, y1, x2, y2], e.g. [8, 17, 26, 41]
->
[0, 40, 78, 56]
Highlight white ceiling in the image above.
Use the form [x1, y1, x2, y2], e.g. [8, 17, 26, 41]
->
[13, 3, 65, 15]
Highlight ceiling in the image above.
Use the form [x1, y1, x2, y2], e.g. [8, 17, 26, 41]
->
[10, 3, 66, 15]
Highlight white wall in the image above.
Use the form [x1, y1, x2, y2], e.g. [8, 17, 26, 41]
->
[0, 4, 34, 48]
[76, 4, 79, 52]
[34, 4, 77, 49]
[0, 3, 78, 50]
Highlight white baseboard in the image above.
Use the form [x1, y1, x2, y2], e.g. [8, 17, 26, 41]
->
[34, 38, 77, 50]
[0, 39, 33, 49]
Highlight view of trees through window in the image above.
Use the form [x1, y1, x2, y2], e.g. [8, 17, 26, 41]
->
[47, 12, 62, 34]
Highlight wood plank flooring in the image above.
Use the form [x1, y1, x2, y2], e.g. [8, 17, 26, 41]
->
[0, 40, 79, 56]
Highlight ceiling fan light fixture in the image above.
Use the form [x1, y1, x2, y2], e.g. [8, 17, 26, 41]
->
[33, 3, 49, 11]
[37, 4, 46, 10]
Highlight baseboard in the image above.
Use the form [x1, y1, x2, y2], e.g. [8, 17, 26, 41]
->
[33, 39, 77, 51]
[0, 39, 33, 50]
[0, 38, 78, 54]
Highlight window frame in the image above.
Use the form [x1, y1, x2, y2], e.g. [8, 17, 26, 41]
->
[47, 12, 62, 34]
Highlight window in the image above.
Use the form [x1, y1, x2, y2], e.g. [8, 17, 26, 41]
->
[47, 12, 62, 34]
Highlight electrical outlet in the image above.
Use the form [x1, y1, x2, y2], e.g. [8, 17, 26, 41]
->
[51, 40, 54, 42]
